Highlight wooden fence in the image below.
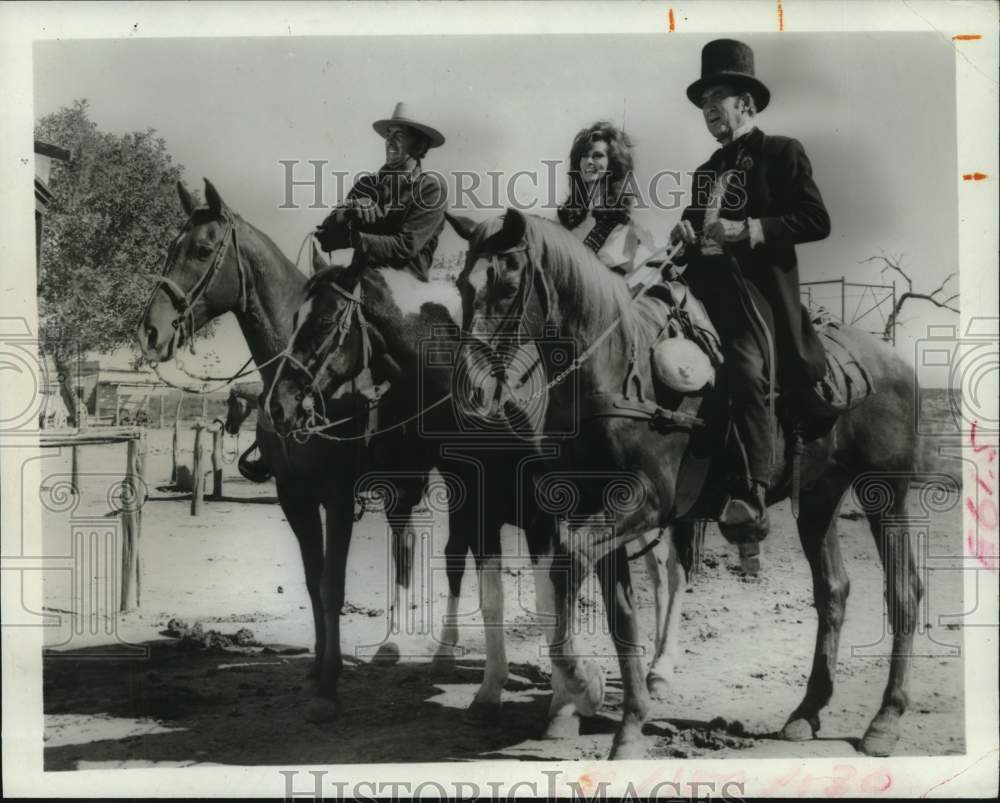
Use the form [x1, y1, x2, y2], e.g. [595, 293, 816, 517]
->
[38, 427, 146, 613]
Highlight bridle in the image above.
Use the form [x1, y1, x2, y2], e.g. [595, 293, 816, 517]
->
[467, 239, 561, 415]
[267, 274, 374, 434]
[471, 229, 683, 414]
[148, 209, 249, 359]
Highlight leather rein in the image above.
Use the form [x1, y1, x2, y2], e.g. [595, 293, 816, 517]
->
[477, 234, 704, 430]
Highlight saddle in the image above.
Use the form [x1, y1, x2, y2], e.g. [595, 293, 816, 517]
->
[639, 281, 874, 428]
[629, 280, 876, 524]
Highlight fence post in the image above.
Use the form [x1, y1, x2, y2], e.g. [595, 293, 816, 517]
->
[211, 425, 223, 499]
[159, 395, 166, 429]
[119, 433, 145, 612]
[191, 422, 205, 516]
[171, 395, 183, 486]
[70, 442, 80, 495]
[690, 520, 707, 579]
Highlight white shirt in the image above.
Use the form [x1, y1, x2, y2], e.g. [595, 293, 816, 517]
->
[570, 212, 653, 274]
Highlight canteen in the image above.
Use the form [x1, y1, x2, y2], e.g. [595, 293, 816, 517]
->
[651, 335, 714, 393]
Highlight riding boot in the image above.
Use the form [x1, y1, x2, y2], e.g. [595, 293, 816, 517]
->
[719, 480, 769, 542]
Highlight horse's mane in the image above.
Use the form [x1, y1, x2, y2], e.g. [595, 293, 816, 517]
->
[303, 264, 344, 297]
[470, 214, 636, 341]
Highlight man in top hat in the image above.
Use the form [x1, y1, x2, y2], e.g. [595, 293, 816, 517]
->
[670, 39, 830, 542]
[316, 102, 447, 281]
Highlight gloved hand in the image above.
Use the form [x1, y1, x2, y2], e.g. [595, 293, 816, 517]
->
[315, 205, 350, 251]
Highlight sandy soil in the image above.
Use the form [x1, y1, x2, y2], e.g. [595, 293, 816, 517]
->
[40, 427, 965, 769]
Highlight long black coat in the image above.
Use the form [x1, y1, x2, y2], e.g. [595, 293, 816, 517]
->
[678, 127, 830, 385]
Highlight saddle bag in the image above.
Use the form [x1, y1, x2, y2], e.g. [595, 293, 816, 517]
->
[649, 281, 724, 394]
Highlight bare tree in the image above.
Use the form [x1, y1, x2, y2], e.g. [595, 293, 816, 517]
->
[861, 253, 959, 341]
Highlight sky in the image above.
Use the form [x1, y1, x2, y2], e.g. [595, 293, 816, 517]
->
[33, 32, 960, 371]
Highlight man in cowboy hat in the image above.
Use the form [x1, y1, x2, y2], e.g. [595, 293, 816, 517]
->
[316, 102, 447, 281]
[670, 38, 830, 542]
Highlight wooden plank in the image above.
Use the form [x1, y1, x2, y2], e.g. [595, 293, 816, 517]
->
[211, 427, 223, 500]
[119, 435, 144, 612]
[39, 429, 141, 448]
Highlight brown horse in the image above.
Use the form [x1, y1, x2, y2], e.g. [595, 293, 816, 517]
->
[454, 209, 923, 759]
[266, 252, 691, 724]
[265, 256, 566, 723]
[137, 179, 467, 721]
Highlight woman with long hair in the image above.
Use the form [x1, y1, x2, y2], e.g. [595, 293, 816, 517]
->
[557, 121, 651, 274]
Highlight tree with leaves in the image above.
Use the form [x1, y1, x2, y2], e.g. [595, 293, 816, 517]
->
[35, 100, 194, 423]
[862, 253, 959, 341]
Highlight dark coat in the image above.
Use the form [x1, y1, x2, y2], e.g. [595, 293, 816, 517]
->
[678, 127, 829, 385]
[317, 164, 447, 281]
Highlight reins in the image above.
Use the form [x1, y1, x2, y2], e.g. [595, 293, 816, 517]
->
[488, 235, 683, 410]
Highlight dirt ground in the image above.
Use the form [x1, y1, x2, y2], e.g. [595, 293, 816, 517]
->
[40, 426, 966, 769]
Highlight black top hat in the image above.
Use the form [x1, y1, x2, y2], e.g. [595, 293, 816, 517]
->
[686, 39, 770, 112]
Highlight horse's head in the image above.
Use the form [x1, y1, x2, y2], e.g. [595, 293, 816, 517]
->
[224, 388, 255, 436]
[449, 209, 557, 426]
[138, 179, 247, 362]
[266, 264, 370, 436]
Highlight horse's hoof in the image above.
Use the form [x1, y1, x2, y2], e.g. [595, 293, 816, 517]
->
[645, 670, 672, 701]
[571, 660, 605, 717]
[305, 697, 339, 723]
[860, 714, 900, 757]
[781, 715, 818, 742]
[609, 734, 650, 760]
[372, 642, 401, 666]
[464, 699, 502, 726]
[543, 713, 581, 739]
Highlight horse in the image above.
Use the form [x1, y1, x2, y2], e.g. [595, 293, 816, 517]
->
[265, 245, 690, 730]
[453, 208, 922, 759]
[136, 179, 467, 722]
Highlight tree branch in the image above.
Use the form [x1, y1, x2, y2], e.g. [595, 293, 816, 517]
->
[868, 253, 961, 340]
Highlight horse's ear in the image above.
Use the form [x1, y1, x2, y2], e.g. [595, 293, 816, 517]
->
[204, 178, 226, 216]
[446, 212, 477, 242]
[500, 208, 527, 247]
[310, 239, 330, 275]
[177, 182, 196, 216]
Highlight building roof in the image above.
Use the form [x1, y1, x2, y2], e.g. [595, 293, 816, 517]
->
[34, 140, 71, 161]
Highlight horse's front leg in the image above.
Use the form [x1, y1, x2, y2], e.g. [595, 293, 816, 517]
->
[432, 509, 470, 665]
[275, 479, 324, 683]
[372, 515, 415, 666]
[464, 536, 508, 725]
[538, 537, 606, 738]
[597, 544, 651, 759]
[305, 485, 355, 723]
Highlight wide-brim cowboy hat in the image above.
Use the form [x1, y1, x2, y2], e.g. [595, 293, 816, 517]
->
[372, 102, 446, 148]
[686, 38, 771, 112]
